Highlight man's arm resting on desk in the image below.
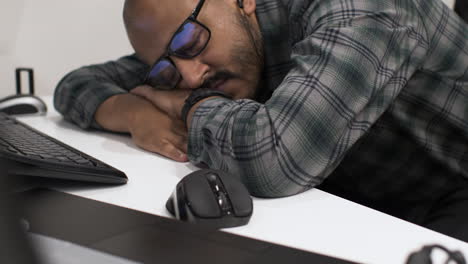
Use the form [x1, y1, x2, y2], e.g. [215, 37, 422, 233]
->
[95, 92, 188, 162]
[53, 54, 188, 162]
[54, 54, 148, 129]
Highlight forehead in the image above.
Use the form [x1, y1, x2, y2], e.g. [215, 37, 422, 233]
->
[127, 0, 197, 64]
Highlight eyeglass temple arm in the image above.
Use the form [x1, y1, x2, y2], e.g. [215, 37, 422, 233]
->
[190, 0, 205, 19]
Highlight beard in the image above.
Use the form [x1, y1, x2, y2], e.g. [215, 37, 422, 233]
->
[200, 11, 264, 99]
[231, 12, 264, 99]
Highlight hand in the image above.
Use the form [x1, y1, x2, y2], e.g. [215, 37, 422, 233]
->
[131, 85, 190, 120]
[95, 93, 188, 162]
[128, 102, 189, 162]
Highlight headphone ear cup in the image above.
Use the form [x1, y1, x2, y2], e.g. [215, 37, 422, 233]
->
[237, 0, 243, 8]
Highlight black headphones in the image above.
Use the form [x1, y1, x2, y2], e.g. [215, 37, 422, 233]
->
[406, 244, 466, 264]
[237, 0, 243, 8]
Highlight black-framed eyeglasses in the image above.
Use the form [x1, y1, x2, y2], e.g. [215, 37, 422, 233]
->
[145, 0, 210, 90]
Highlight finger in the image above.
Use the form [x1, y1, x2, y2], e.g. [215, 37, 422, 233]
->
[131, 86, 173, 115]
[159, 142, 188, 162]
[180, 142, 188, 154]
[131, 85, 154, 99]
[134, 137, 188, 162]
[171, 124, 188, 138]
[170, 135, 188, 154]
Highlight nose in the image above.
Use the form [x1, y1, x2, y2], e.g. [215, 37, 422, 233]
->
[171, 57, 210, 89]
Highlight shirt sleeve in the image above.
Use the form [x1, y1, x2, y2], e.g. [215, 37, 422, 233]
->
[187, 3, 428, 197]
[53, 54, 148, 129]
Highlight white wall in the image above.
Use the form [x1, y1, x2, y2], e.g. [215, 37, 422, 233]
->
[0, 0, 133, 98]
[0, 0, 456, 99]
[445, 0, 456, 8]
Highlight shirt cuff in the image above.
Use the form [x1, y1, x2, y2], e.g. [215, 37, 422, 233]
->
[187, 97, 233, 162]
[82, 84, 127, 130]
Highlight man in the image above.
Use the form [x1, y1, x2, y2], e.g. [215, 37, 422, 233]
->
[54, 0, 468, 242]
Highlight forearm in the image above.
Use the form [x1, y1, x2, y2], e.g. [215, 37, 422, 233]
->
[187, 96, 221, 129]
[94, 93, 154, 133]
[53, 54, 148, 129]
[187, 98, 315, 198]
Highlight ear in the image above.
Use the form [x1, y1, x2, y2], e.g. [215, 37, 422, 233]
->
[239, 0, 256, 16]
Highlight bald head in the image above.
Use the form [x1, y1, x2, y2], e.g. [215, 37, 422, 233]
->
[123, 0, 195, 64]
[122, 0, 264, 99]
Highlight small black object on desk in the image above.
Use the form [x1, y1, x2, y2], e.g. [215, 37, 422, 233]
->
[166, 169, 253, 229]
[406, 244, 466, 264]
[0, 68, 47, 115]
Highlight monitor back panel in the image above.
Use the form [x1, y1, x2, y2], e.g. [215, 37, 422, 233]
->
[15, 188, 357, 264]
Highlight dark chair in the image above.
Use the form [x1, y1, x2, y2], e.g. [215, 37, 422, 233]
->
[455, 0, 468, 22]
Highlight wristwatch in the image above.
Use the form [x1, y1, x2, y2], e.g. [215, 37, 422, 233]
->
[181, 88, 232, 125]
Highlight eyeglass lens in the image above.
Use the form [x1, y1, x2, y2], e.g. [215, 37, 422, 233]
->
[146, 59, 180, 89]
[146, 21, 209, 89]
[170, 21, 210, 57]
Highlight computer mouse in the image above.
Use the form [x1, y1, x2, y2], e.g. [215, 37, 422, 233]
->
[0, 94, 47, 115]
[166, 169, 253, 229]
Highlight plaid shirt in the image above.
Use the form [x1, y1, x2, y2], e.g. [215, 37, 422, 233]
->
[55, 0, 468, 202]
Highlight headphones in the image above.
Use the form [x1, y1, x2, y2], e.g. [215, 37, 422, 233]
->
[406, 244, 466, 264]
[237, 0, 243, 8]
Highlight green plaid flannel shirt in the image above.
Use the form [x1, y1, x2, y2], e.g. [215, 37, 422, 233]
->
[55, 0, 468, 200]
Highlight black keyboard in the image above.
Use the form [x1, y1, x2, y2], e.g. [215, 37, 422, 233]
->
[0, 113, 127, 184]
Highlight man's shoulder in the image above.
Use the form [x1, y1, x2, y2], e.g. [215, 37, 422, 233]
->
[279, 0, 423, 33]
[278, 0, 418, 20]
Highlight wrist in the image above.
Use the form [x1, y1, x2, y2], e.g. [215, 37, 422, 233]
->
[124, 95, 159, 132]
[96, 93, 153, 132]
[186, 96, 220, 129]
[181, 88, 232, 126]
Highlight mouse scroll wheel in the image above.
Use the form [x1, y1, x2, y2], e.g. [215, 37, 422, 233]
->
[207, 173, 218, 182]
[217, 192, 232, 212]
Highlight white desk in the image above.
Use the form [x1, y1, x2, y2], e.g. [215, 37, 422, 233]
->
[17, 96, 468, 264]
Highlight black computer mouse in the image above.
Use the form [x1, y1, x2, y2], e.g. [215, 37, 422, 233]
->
[166, 169, 253, 229]
[0, 95, 47, 115]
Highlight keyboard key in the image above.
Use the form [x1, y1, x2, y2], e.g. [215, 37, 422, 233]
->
[7, 146, 19, 153]
[39, 154, 54, 159]
[28, 154, 43, 160]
